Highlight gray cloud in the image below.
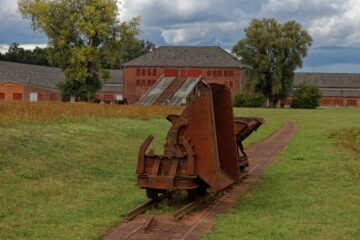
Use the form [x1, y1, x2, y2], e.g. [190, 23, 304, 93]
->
[0, 0, 46, 44]
[0, 0, 359, 72]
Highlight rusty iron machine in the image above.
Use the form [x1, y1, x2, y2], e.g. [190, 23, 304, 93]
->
[128, 80, 263, 219]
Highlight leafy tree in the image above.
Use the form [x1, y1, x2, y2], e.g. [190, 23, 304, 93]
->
[232, 18, 313, 107]
[100, 17, 155, 69]
[233, 92, 266, 108]
[291, 84, 322, 109]
[18, 0, 142, 100]
[0, 43, 49, 65]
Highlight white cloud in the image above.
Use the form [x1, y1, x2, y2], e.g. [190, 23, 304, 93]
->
[0, 43, 47, 53]
[308, 0, 360, 47]
[161, 20, 245, 45]
[1, 0, 360, 71]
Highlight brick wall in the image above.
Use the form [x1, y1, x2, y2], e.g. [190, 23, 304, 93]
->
[283, 96, 360, 107]
[0, 82, 61, 102]
[123, 67, 245, 104]
[0, 82, 25, 101]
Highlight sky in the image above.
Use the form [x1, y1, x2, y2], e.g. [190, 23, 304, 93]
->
[0, 0, 360, 73]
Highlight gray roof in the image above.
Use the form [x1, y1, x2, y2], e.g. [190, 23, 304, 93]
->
[0, 61, 122, 92]
[294, 72, 360, 88]
[294, 72, 360, 97]
[0, 60, 63, 89]
[123, 46, 247, 68]
[98, 83, 123, 93]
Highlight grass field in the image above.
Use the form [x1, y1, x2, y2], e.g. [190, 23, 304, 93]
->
[0, 102, 359, 239]
[205, 108, 360, 240]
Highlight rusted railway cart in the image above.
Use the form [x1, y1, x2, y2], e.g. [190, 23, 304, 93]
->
[134, 80, 263, 201]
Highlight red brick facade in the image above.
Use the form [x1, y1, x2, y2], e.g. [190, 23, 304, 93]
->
[123, 67, 245, 104]
[283, 96, 360, 107]
[0, 82, 61, 102]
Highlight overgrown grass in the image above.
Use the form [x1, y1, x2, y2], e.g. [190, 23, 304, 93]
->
[0, 101, 181, 126]
[205, 108, 360, 240]
[0, 105, 359, 239]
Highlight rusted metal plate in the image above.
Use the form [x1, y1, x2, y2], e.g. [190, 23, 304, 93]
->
[134, 79, 263, 199]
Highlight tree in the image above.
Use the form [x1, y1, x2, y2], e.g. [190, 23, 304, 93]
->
[100, 17, 155, 69]
[291, 84, 322, 109]
[18, 0, 142, 100]
[232, 18, 313, 107]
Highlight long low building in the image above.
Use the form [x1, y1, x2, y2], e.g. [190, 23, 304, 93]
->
[293, 72, 360, 107]
[0, 61, 123, 102]
[1, 48, 360, 107]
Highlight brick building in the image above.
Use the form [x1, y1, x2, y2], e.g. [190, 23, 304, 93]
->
[122, 46, 249, 104]
[0, 61, 122, 102]
[292, 72, 360, 107]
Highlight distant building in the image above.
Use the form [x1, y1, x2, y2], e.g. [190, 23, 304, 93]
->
[0, 61, 122, 102]
[292, 72, 360, 107]
[2, 53, 360, 107]
[122, 46, 249, 104]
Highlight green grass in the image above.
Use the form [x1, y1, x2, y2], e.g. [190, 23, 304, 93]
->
[0, 117, 170, 239]
[0, 107, 359, 239]
[205, 108, 360, 240]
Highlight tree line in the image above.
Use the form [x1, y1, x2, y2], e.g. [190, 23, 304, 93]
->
[0, 40, 155, 69]
[0, 43, 50, 66]
[15, 0, 315, 106]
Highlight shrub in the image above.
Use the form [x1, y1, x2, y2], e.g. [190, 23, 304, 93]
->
[291, 84, 322, 109]
[233, 93, 266, 108]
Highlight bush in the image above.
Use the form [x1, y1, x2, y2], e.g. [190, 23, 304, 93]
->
[233, 93, 266, 108]
[291, 84, 322, 109]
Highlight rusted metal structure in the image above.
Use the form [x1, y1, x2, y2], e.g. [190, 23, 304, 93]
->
[135, 80, 263, 202]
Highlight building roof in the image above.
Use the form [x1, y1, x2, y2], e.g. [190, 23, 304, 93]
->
[0, 61, 122, 92]
[0, 61, 64, 90]
[294, 72, 360, 88]
[123, 46, 247, 68]
[294, 72, 360, 97]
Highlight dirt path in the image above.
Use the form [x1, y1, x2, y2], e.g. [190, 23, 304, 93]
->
[103, 121, 298, 240]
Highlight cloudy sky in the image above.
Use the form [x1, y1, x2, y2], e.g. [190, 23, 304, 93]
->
[1, 0, 360, 72]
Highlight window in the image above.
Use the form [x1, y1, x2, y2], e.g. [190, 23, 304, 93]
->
[229, 81, 234, 89]
[347, 99, 357, 106]
[147, 69, 152, 76]
[147, 80, 153, 87]
[104, 94, 113, 101]
[136, 80, 141, 86]
[116, 95, 123, 101]
[50, 93, 57, 101]
[30, 92, 38, 102]
[136, 69, 141, 76]
[13, 93, 22, 101]
[141, 79, 146, 86]
[38, 93, 44, 101]
[213, 70, 217, 77]
[335, 98, 344, 105]
[218, 70, 222, 77]
[0, 93, 5, 100]
[207, 70, 211, 77]
[152, 69, 157, 76]
[224, 70, 228, 77]
[229, 70, 234, 77]
[141, 69, 146, 76]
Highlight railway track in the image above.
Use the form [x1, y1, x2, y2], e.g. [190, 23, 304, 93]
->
[104, 121, 298, 240]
